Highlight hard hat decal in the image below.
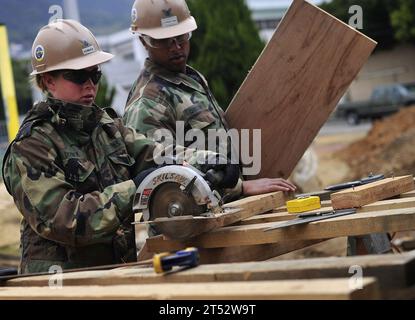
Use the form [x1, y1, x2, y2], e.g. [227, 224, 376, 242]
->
[34, 45, 45, 62]
[161, 8, 178, 27]
[131, 8, 138, 23]
[163, 8, 173, 17]
[161, 16, 179, 27]
[80, 40, 96, 55]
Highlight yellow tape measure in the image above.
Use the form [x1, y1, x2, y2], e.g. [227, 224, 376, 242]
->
[286, 196, 321, 214]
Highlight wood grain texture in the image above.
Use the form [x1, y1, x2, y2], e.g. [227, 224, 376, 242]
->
[0, 278, 379, 300]
[142, 191, 285, 240]
[331, 176, 415, 209]
[6, 252, 414, 299]
[197, 240, 325, 264]
[225, 0, 376, 179]
[241, 192, 415, 225]
[146, 206, 415, 251]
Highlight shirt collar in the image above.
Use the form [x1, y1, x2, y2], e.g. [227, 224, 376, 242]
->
[144, 58, 208, 94]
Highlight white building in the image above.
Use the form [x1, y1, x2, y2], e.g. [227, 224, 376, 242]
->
[96, 30, 147, 114]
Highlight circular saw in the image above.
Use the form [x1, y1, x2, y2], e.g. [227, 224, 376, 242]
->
[133, 164, 223, 238]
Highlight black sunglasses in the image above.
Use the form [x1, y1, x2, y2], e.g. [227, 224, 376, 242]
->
[61, 69, 102, 85]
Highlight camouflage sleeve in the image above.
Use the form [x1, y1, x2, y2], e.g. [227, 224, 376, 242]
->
[123, 97, 177, 139]
[3, 128, 138, 247]
[115, 118, 216, 175]
[113, 118, 158, 176]
[123, 97, 242, 198]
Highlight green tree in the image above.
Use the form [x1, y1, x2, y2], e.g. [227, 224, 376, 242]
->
[391, 0, 415, 43]
[187, 0, 264, 110]
[95, 75, 115, 108]
[12, 59, 32, 115]
[319, 0, 400, 50]
[0, 59, 32, 120]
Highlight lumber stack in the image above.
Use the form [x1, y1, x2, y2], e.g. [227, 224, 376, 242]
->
[331, 175, 415, 209]
[144, 178, 415, 266]
[2, 181, 415, 299]
[3, 251, 415, 299]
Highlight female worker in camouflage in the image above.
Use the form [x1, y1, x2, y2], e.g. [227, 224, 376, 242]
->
[1, 20, 174, 273]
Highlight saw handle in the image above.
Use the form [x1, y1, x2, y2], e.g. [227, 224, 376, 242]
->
[204, 168, 225, 189]
[153, 247, 199, 274]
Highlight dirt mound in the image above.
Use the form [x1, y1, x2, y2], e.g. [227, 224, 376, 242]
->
[336, 106, 415, 180]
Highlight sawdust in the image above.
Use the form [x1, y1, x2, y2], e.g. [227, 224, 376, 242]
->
[335, 106, 415, 181]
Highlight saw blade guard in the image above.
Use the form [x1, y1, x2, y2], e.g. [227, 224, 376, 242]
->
[133, 165, 220, 221]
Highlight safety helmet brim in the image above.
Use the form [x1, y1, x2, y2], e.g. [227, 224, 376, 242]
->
[30, 50, 114, 75]
[132, 16, 197, 39]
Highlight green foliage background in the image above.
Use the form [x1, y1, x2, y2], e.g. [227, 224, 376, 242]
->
[2, 0, 415, 116]
[320, 0, 415, 49]
[187, 0, 265, 110]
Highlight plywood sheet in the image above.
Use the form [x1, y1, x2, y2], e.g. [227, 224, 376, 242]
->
[225, 0, 376, 179]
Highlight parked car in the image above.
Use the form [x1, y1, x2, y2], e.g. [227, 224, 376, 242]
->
[336, 83, 415, 125]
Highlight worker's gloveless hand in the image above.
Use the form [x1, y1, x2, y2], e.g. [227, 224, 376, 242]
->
[242, 178, 297, 196]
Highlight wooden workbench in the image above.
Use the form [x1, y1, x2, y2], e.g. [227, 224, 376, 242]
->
[146, 190, 415, 260]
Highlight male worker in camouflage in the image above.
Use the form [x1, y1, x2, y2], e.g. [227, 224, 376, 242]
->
[123, 0, 392, 255]
[124, 0, 297, 197]
[2, 19, 236, 274]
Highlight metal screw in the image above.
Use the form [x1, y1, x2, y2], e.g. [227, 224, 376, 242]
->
[169, 203, 182, 217]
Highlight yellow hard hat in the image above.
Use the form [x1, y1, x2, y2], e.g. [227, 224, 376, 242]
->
[31, 19, 113, 75]
[130, 0, 197, 39]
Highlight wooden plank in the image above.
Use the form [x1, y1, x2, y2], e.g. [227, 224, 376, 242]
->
[225, 0, 376, 179]
[145, 206, 415, 251]
[197, 240, 325, 264]
[331, 176, 415, 209]
[138, 236, 324, 264]
[241, 193, 415, 225]
[5, 252, 414, 299]
[0, 278, 380, 300]
[296, 190, 334, 201]
[399, 189, 415, 198]
[137, 191, 285, 240]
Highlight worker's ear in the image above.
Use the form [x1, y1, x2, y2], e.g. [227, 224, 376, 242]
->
[42, 72, 58, 92]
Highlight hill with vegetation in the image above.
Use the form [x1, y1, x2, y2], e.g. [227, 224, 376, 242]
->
[0, 0, 132, 49]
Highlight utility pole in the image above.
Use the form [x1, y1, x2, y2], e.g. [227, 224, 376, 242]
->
[0, 24, 19, 142]
[63, 0, 81, 22]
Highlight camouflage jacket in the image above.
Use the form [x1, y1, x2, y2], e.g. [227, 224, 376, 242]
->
[2, 98, 157, 273]
[124, 59, 243, 196]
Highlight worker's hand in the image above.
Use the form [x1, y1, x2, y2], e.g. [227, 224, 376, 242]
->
[200, 154, 240, 189]
[242, 178, 296, 196]
[217, 163, 240, 189]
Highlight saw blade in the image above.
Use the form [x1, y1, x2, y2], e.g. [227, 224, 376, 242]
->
[149, 181, 206, 219]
